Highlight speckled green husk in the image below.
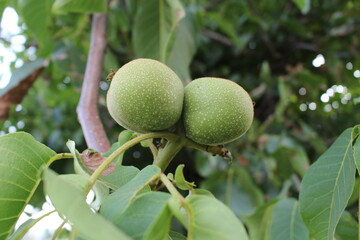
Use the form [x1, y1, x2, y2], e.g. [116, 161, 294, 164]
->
[106, 58, 184, 133]
[183, 77, 254, 145]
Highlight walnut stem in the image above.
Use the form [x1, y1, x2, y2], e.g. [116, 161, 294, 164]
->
[77, 13, 111, 153]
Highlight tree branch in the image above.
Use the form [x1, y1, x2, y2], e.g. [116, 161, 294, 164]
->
[201, 29, 233, 46]
[77, 14, 111, 153]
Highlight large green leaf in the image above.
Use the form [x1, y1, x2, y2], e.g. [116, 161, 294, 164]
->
[17, 0, 53, 43]
[269, 198, 309, 240]
[100, 165, 161, 221]
[52, 0, 106, 14]
[0, 132, 56, 240]
[166, 11, 197, 82]
[185, 195, 249, 240]
[43, 169, 131, 240]
[299, 128, 355, 240]
[114, 192, 172, 240]
[132, 0, 185, 62]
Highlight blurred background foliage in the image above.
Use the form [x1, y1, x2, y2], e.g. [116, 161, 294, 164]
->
[1, 0, 360, 227]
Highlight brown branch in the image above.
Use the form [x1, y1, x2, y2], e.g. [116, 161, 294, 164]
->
[0, 67, 44, 120]
[77, 13, 111, 153]
[201, 29, 233, 46]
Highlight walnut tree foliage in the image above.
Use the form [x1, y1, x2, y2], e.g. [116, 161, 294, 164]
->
[0, 0, 360, 239]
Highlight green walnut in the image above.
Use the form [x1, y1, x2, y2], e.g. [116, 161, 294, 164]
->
[183, 77, 254, 145]
[106, 58, 184, 133]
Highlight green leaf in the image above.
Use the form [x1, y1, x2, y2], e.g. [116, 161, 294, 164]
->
[351, 124, 360, 141]
[17, 0, 53, 43]
[174, 164, 196, 190]
[67, 140, 139, 190]
[58, 174, 89, 192]
[347, 177, 360, 206]
[191, 188, 214, 197]
[272, 146, 309, 181]
[269, 198, 309, 240]
[291, 0, 310, 14]
[100, 165, 161, 221]
[52, 0, 106, 14]
[335, 211, 358, 240]
[0, 132, 56, 240]
[8, 219, 37, 240]
[166, 12, 197, 82]
[167, 197, 186, 226]
[113, 192, 172, 240]
[185, 195, 249, 240]
[0, 59, 45, 97]
[201, 167, 264, 217]
[243, 199, 279, 240]
[91, 181, 110, 210]
[140, 139, 151, 147]
[299, 128, 355, 240]
[168, 231, 186, 240]
[103, 130, 135, 165]
[98, 165, 140, 190]
[133, 0, 185, 62]
[43, 169, 131, 240]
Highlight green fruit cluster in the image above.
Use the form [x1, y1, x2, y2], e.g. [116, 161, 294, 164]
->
[106, 58, 254, 145]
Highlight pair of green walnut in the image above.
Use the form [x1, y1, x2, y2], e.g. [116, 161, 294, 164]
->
[106, 58, 253, 146]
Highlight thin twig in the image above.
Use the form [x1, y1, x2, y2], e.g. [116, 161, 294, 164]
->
[201, 29, 233, 46]
[77, 13, 111, 153]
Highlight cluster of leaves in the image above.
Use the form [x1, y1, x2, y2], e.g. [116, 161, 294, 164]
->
[0, 0, 360, 239]
[0, 126, 359, 239]
[0, 132, 249, 240]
